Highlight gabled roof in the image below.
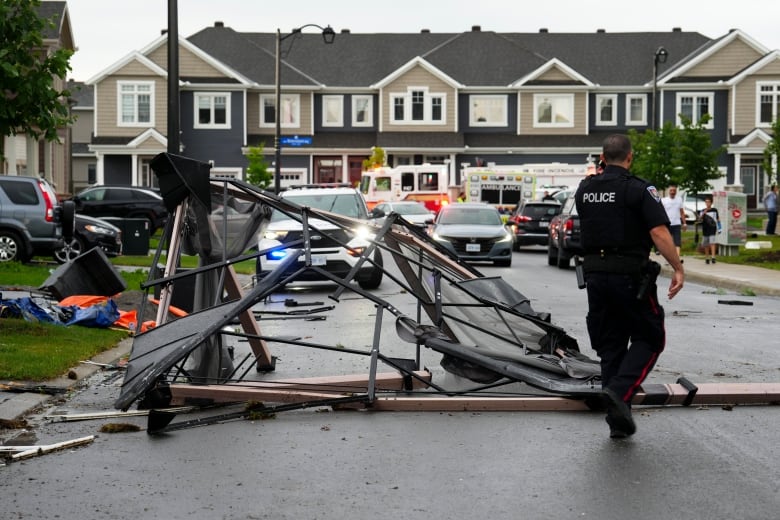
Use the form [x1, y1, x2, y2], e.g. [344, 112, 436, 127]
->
[66, 80, 93, 108]
[727, 50, 780, 86]
[511, 58, 594, 88]
[86, 51, 168, 85]
[660, 29, 769, 85]
[185, 27, 713, 90]
[372, 56, 463, 89]
[38, 1, 74, 50]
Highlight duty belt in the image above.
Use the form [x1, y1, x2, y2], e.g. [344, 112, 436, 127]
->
[582, 252, 647, 275]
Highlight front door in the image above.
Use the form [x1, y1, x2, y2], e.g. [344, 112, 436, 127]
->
[741, 165, 756, 208]
[314, 157, 341, 184]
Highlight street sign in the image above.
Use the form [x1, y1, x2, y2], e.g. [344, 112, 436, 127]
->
[280, 136, 312, 147]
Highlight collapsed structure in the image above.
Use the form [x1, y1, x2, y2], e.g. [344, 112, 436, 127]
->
[114, 154, 779, 433]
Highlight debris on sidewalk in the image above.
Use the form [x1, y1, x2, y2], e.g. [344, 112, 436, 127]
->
[2, 435, 95, 462]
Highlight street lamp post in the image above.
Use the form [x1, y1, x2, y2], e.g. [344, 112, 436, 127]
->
[274, 24, 336, 194]
[652, 46, 669, 131]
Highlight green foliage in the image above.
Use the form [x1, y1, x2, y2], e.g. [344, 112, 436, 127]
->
[0, 0, 74, 147]
[245, 143, 272, 188]
[362, 146, 386, 170]
[762, 118, 780, 186]
[629, 114, 724, 194]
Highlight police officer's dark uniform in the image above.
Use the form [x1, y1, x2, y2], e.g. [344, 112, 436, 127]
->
[575, 163, 669, 437]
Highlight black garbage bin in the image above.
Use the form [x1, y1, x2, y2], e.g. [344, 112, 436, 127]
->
[105, 217, 150, 256]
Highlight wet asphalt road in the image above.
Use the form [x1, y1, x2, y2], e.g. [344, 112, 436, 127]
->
[2, 248, 779, 519]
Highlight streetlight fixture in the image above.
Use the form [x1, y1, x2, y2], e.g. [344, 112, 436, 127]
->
[652, 46, 669, 131]
[274, 24, 336, 194]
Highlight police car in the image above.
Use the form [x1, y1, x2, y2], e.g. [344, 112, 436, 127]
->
[256, 185, 383, 289]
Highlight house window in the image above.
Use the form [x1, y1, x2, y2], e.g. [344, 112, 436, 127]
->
[322, 95, 343, 127]
[390, 87, 446, 124]
[352, 95, 373, 127]
[626, 94, 647, 125]
[533, 94, 574, 127]
[470, 95, 507, 126]
[194, 93, 230, 129]
[595, 94, 617, 126]
[118, 81, 154, 127]
[676, 92, 713, 128]
[758, 82, 780, 126]
[259, 93, 300, 128]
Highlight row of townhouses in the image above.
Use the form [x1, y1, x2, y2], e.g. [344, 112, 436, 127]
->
[4, 2, 780, 211]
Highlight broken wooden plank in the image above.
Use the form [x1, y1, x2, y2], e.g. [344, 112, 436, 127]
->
[10, 435, 95, 461]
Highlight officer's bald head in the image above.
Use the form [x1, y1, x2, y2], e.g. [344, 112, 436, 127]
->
[602, 134, 633, 166]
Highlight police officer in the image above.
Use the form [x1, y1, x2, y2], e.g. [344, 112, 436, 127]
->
[575, 134, 684, 438]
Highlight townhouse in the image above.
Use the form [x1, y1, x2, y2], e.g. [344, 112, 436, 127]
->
[77, 22, 780, 209]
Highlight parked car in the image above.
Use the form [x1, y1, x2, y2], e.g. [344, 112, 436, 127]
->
[0, 176, 67, 263]
[256, 185, 383, 290]
[369, 201, 435, 228]
[506, 200, 562, 250]
[547, 193, 582, 269]
[53, 214, 122, 264]
[427, 202, 513, 266]
[70, 186, 169, 233]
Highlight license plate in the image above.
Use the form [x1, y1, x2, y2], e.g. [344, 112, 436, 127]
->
[466, 243, 480, 252]
[540, 222, 549, 228]
[310, 255, 327, 266]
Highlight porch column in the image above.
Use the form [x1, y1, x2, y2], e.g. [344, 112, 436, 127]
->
[4, 135, 18, 175]
[733, 153, 742, 185]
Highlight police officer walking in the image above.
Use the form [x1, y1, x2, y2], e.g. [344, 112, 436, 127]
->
[575, 134, 684, 438]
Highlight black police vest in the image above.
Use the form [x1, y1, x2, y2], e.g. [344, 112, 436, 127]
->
[577, 171, 649, 257]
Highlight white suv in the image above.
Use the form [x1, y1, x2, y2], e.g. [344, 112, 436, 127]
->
[256, 185, 383, 289]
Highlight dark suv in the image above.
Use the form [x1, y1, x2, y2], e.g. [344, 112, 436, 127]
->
[0, 176, 64, 262]
[506, 200, 562, 250]
[70, 186, 168, 233]
[547, 193, 582, 269]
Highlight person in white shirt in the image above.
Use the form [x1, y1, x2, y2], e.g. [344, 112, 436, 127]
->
[661, 185, 686, 257]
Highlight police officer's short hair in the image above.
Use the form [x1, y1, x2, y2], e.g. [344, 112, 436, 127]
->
[602, 134, 632, 163]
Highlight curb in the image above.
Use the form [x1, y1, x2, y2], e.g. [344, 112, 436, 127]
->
[0, 337, 133, 423]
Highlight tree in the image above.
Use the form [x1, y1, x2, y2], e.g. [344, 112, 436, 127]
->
[628, 122, 680, 189]
[245, 143, 272, 188]
[762, 117, 780, 186]
[0, 0, 74, 152]
[674, 114, 725, 197]
[362, 146, 386, 170]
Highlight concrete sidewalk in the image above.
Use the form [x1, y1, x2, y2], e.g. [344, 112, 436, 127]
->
[2, 255, 780, 423]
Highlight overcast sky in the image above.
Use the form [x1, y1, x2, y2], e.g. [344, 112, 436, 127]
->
[64, 0, 780, 81]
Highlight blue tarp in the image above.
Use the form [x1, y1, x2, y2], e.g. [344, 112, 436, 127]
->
[0, 297, 119, 328]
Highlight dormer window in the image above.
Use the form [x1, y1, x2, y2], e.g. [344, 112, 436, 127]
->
[117, 81, 154, 127]
[390, 87, 446, 124]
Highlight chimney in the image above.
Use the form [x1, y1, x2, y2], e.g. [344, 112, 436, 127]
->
[539, 28, 548, 33]
[341, 28, 351, 34]
[673, 27, 682, 32]
[421, 28, 430, 33]
[596, 28, 606, 33]
[214, 21, 224, 28]
[472, 25, 481, 32]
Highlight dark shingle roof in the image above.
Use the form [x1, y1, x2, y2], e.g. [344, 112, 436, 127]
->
[67, 80, 93, 107]
[187, 26, 714, 89]
[37, 1, 67, 40]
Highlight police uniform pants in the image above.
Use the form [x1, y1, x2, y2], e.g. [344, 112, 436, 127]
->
[584, 271, 666, 403]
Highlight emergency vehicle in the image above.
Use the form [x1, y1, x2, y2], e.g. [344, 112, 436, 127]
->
[461, 162, 594, 212]
[359, 164, 451, 213]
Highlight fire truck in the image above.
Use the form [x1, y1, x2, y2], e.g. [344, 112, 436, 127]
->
[359, 164, 451, 213]
[461, 162, 594, 212]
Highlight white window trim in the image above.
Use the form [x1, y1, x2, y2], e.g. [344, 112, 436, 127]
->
[675, 92, 714, 129]
[533, 93, 575, 128]
[756, 81, 780, 128]
[117, 80, 155, 127]
[209, 167, 242, 179]
[625, 94, 647, 126]
[259, 93, 301, 128]
[351, 95, 373, 127]
[595, 94, 617, 126]
[469, 95, 507, 127]
[322, 95, 344, 127]
[389, 87, 447, 125]
[194, 92, 231, 129]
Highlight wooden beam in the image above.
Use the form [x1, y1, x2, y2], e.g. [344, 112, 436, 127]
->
[168, 370, 432, 405]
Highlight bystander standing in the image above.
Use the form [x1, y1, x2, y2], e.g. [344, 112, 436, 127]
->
[763, 184, 777, 235]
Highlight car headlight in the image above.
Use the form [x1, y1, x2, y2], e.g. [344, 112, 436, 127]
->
[497, 230, 513, 243]
[353, 225, 375, 240]
[431, 231, 449, 242]
[84, 224, 115, 235]
[263, 230, 288, 241]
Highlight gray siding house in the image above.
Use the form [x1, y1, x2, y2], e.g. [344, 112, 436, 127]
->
[80, 24, 780, 209]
